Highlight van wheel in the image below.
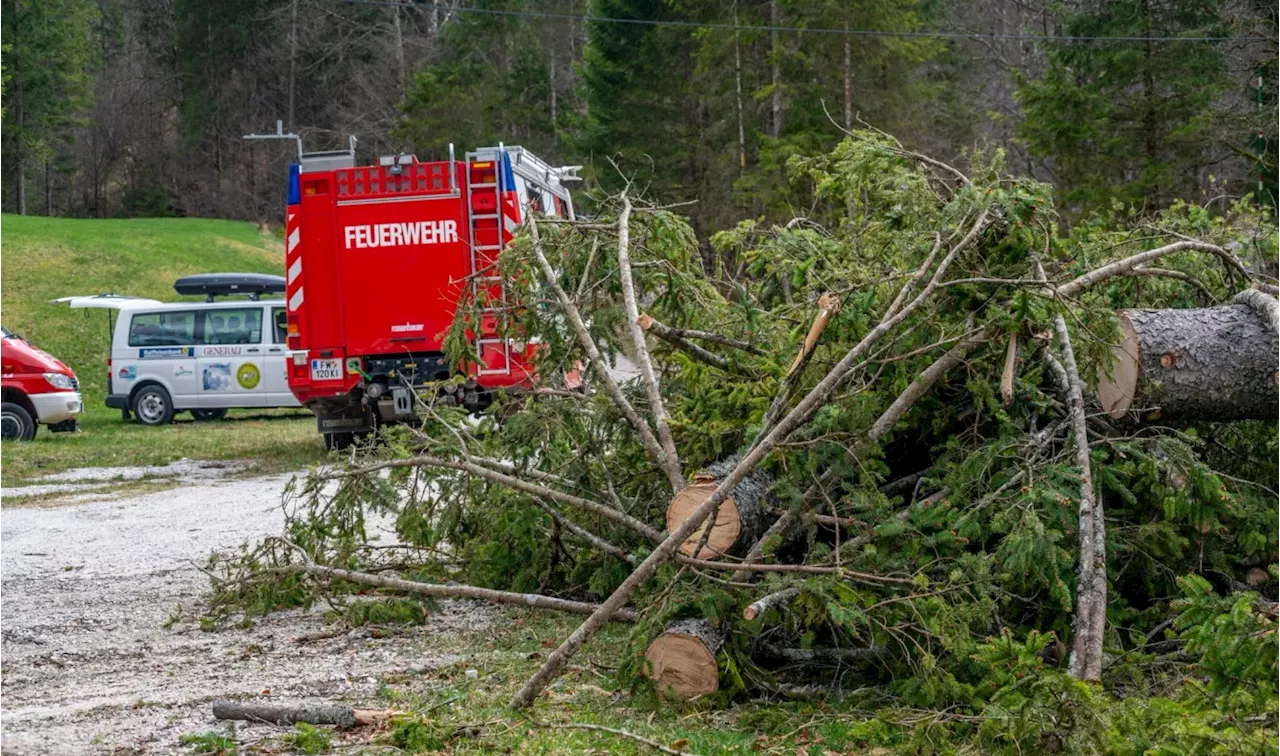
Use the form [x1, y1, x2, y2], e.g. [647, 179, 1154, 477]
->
[1, 402, 36, 441]
[132, 385, 175, 426]
[323, 431, 354, 451]
[191, 409, 228, 422]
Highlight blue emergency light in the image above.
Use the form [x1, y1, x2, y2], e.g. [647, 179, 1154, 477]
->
[287, 163, 301, 205]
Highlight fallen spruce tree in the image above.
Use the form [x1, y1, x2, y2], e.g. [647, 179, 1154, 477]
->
[205, 133, 1278, 752]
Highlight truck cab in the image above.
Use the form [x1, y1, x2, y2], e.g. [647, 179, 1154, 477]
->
[282, 143, 578, 449]
[1, 326, 83, 440]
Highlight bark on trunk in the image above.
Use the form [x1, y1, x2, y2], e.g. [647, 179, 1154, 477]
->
[1096, 301, 1279, 422]
[754, 643, 883, 665]
[212, 701, 394, 728]
[1055, 313, 1106, 684]
[666, 456, 771, 559]
[644, 618, 724, 700]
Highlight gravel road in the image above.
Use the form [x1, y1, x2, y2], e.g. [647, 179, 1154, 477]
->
[1, 462, 491, 755]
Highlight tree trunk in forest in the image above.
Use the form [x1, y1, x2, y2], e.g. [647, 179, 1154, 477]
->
[1096, 299, 1279, 422]
[288, 0, 297, 129]
[392, 5, 406, 97]
[770, 0, 782, 139]
[734, 7, 747, 174]
[13, 0, 25, 218]
[666, 457, 771, 559]
[549, 54, 558, 137]
[644, 618, 724, 700]
[843, 23, 853, 130]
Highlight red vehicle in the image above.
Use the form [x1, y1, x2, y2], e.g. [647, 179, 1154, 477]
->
[1, 326, 83, 440]
[281, 143, 578, 448]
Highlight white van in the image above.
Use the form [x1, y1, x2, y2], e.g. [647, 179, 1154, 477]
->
[56, 275, 302, 425]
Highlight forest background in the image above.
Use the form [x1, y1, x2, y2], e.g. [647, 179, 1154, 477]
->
[2, 0, 1277, 233]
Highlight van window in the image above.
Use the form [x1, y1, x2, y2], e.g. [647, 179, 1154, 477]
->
[129, 311, 197, 347]
[199, 308, 263, 345]
[272, 307, 287, 344]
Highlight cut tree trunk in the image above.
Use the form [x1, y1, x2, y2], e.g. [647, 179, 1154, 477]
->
[1097, 301, 1279, 422]
[643, 618, 724, 700]
[666, 456, 771, 559]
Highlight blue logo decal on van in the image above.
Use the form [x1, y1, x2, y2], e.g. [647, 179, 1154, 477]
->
[139, 347, 194, 359]
[118, 365, 137, 381]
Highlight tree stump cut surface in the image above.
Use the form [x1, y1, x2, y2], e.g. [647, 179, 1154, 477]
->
[666, 457, 771, 559]
[644, 618, 724, 700]
[667, 483, 742, 558]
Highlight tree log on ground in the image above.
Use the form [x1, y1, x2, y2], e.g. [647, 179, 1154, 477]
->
[211, 701, 396, 728]
[666, 456, 772, 559]
[1097, 297, 1279, 422]
[643, 618, 725, 700]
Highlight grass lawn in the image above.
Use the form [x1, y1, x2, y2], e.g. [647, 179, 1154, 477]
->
[1, 404, 322, 488]
[1, 215, 324, 485]
[0, 213, 286, 402]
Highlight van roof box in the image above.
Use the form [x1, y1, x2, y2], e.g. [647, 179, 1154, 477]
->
[175, 273, 286, 302]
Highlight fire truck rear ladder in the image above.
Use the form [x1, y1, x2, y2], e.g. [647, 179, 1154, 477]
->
[466, 146, 512, 376]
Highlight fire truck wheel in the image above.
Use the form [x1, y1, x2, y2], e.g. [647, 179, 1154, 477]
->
[191, 409, 228, 422]
[1, 402, 37, 441]
[132, 385, 175, 426]
[323, 431, 354, 451]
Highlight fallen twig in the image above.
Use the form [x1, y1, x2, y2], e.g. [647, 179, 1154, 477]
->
[535, 722, 702, 756]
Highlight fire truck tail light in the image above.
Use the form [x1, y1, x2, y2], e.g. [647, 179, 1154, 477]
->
[291, 352, 307, 367]
[470, 161, 496, 184]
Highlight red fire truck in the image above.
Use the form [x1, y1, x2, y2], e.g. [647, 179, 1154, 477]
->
[279, 142, 578, 449]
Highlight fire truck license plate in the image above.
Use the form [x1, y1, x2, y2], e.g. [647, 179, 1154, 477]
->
[310, 359, 342, 381]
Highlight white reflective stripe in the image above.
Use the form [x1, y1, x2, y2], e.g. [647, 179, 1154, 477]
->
[288, 287, 305, 312]
[287, 258, 303, 284]
[503, 216, 519, 235]
[287, 227, 301, 254]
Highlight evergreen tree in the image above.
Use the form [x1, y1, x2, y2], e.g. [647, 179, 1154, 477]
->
[1017, 0, 1234, 213]
[396, 0, 571, 163]
[578, 0, 698, 208]
[1, 0, 101, 214]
